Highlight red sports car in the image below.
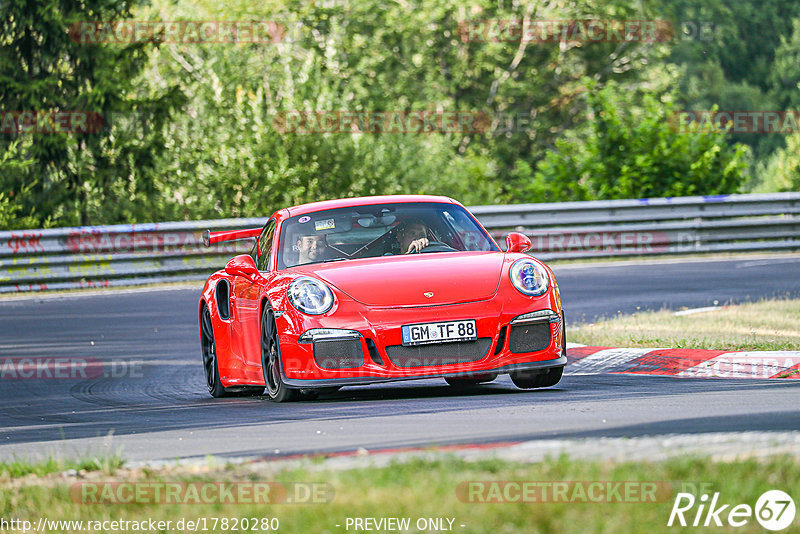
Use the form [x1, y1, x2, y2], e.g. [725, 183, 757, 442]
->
[199, 195, 566, 401]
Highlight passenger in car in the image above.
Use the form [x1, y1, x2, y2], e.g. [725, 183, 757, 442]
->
[296, 233, 333, 265]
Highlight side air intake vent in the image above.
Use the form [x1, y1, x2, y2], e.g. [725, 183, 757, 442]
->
[216, 279, 230, 320]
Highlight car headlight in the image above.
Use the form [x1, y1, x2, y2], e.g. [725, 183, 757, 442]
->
[288, 276, 334, 315]
[509, 258, 550, 296]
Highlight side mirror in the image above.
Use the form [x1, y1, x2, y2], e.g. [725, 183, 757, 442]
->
[506, 232, 532, 253]
[225, 254, 260, 280]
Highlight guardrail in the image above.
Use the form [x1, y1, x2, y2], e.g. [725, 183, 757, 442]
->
[1, 192, 798, 293]
[475, 192, 800, 259]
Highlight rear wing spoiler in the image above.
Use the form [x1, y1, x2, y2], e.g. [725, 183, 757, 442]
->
[202, 228, 262, 247]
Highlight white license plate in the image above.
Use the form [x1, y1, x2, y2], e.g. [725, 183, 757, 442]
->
[401, 319, 477, 346]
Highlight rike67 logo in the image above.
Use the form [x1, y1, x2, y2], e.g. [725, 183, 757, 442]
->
[668, 490, 796, 530]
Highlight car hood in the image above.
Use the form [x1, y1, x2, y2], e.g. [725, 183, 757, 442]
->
[293, 252, 504, 307]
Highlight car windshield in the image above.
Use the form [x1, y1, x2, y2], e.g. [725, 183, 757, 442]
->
[278, 202, 498, 269]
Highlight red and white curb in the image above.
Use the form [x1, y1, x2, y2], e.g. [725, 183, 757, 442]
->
[565, 344, 800, 379]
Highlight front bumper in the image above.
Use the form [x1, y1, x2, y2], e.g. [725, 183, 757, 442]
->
[282, 355, 567, 387]
[277, 293, 565, 387]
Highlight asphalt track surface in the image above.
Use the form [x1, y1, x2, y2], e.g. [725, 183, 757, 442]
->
[1, 255, 799, 462]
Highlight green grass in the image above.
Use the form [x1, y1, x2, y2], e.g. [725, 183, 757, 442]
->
[0, 454, 124, 478]
[2, 455, 799, 533]
[570, 298, 800, 351]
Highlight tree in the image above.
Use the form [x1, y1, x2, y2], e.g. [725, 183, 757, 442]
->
[142, 0, 677, 217]
[753, 132, 800, 192]
[0, 142, 38, 230]
[770, 18, 800, 110]
[3, 0, 792, 229]
[661, 0, 800, 162]
[525, 84, 750, 201]
[0, 0, 183, 228]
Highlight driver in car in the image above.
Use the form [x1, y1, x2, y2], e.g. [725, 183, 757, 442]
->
[397, 219, 430, 254]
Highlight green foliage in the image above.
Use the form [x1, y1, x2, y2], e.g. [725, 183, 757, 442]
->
[142, 0, 685, 218]
[0, 0, 795, 229]
[770, 18, 800, 111]
[0, 142, 39, 230]
[754, 132, 800, 192]
[0, 0, 184, 229]
[662, 0, 800, 161]
[524, 85, 750, 201]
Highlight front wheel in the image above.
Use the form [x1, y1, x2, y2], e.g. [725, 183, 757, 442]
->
[510, 366, 563, 389]
[261, 306, 298, 402]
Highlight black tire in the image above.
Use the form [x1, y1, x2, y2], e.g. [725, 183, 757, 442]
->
[261, 306, 298, 402]
[201, 305, 264, 398]
[510, 366, 564, 389]
[445, 373, 497, 387]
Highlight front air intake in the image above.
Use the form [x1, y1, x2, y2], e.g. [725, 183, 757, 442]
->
[385, 338, 492, 368]
[508, 323, 551, 353]
[313, 338, 364, 369]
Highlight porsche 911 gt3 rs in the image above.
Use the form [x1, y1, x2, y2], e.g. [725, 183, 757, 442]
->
[199, 195, 565, 401]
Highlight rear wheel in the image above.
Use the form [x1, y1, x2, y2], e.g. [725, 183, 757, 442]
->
[445, 373, 497, 387]
[201, 305, 263, 397]
[261, 306, 298, 402]
[511, 366, 563, 389]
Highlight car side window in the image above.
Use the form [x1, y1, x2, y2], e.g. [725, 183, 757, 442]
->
[443, 209, 494, 251]
[256, 219, 276, 271]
